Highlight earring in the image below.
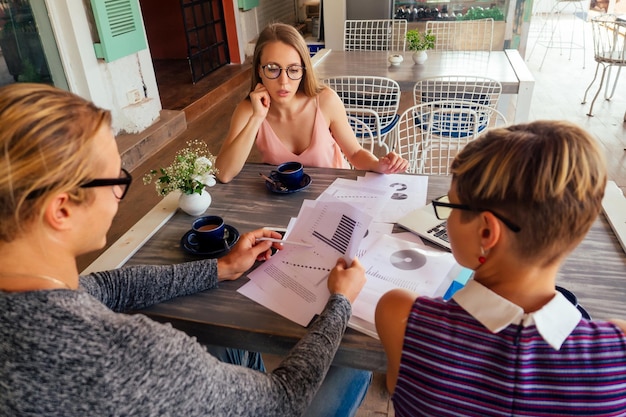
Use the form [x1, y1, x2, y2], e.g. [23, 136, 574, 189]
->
[478, 247, 486, 264]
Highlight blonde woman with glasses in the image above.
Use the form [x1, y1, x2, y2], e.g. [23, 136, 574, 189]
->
[375, 120, 626, 416]
[0, 83, 368, 416]
[215, 23, 408, 183]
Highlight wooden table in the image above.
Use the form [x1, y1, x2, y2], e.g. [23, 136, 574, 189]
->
[311, 49, 535, 124]
[97, 163, 625, 373]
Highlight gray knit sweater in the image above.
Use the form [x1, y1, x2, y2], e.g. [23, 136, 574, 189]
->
[0, 260, 352, 416]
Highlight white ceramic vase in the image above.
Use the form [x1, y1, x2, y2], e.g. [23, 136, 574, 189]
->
[412, 50, 428, 65]
[178, 189, 212, 216]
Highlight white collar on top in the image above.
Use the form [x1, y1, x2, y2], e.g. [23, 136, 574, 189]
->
[453, 280, 581, 350]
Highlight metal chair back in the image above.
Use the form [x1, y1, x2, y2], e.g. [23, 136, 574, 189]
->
[324, 76, 401, 153]
[346, 113, 376, 167]
[395, 100, 508, 175]
[425, 18, 494, 51]
[582, 14, 626, 116]
[343, 19, 407, 52]
[413, 75, 502, 110]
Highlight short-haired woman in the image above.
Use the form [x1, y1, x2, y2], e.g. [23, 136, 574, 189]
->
[376, 120, 626, 416]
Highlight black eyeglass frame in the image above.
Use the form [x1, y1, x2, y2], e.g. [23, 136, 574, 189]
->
[260, 64, 306, 80]
[80, 168, 133, 200]
[432, 195, 521, 233]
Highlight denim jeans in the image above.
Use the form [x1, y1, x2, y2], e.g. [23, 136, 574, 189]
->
[302, 366, 373, 417]
[206, 346, 372, 417]
[204, 345, 266, 372]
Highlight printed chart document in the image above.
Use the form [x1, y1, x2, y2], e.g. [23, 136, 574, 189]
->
[350, 233, 462, 338]
[239, 172, 460, 337]
[357, 173, 429, 223]
[239, 198, 373, 326]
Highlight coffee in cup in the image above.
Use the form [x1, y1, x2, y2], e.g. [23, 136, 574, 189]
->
[273, 161, 304, 189]
[191, 215, 225, 248]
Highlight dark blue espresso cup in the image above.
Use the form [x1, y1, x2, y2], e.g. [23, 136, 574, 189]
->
[273, 161, 304, 189]
[191, 215, 225, 248]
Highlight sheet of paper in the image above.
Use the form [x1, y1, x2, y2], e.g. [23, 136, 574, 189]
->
[352, 234, 459, 331]
[318, 178, 393, 219]
[239, 198, 373, 327]
[355, 221, 394, 258]
[357, 172, 429, 223]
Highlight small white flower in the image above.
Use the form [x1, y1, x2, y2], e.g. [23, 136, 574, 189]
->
[204, 174, 216, 187]
[194, 156, 212, 171]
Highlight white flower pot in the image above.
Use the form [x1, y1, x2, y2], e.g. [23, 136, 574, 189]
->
[178, 189, 212, 216]
[412, 51, 428, 65]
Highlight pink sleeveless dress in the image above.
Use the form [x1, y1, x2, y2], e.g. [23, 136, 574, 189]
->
[255, 99, 349, 169]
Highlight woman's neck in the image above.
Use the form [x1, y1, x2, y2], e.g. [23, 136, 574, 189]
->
[473, 261, 561, 313]
[0, 272, 72, 292]
[0, 237, 78, 292]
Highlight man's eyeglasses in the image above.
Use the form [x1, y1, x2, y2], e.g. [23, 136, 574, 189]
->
[80, 168, 133, 200]
[261, 64, 305, 80]
[432, 195, 521, 233]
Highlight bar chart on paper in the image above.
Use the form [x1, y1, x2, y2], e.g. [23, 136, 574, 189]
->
[312, 214, 357, 255]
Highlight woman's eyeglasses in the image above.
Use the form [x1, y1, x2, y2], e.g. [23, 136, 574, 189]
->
[432, 195, 521, 233]
[261, 64, 305, 80]
[80, 168, 133, 200]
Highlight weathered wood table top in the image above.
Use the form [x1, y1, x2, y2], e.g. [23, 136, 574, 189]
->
[126, 163, 626, 372]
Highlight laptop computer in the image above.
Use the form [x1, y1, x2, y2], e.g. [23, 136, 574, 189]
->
[397, 203, 451, 251]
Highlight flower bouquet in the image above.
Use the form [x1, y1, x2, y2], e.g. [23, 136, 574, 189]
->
[143, 140, 218, 215]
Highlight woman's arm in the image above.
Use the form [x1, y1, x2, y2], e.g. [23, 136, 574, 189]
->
[216, 84, 271, 183]
[375, 288, 417, 393]
[80, 229, 282, 312]
[80, 260, 219, 312]
[609, 318, 626, 334]
[320, 88, 408, 174]
[113, 293, 355, 416]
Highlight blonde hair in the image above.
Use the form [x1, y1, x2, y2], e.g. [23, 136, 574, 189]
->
[250, 23, 323, 97]
[0, 83, 111, 242]
[451, 120, 607, 264]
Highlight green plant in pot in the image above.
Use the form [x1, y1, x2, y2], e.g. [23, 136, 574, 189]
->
[405, 29, 436, 65]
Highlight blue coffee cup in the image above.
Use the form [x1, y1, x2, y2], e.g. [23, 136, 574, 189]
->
[191, 215, 225, 248]
[272, 161, 304, 189]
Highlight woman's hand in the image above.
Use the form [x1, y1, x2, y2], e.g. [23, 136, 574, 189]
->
[216, 228, 283, 281]
[249, 83, 271, 120]
[376, 152, 409, 174]
[327, 258, 366, 304]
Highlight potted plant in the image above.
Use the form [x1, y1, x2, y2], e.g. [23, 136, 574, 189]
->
[405, 29, 436, 64]
[143, 139, 218, 216]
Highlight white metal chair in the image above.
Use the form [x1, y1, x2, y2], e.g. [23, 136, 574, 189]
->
[324, 76, 401, 153]
[581, 14, 626, 116]
[413, 76, 503, 110]
[425, 18, 494, 51]
[343, 19, 407, 52]
[391, 19, 408, 52]
[394, 101, 508, 175]
[345, 113, 376, 167]
[527, 0, 588, 70]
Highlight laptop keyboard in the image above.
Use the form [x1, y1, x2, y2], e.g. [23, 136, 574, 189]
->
[427, 221, 449, 242]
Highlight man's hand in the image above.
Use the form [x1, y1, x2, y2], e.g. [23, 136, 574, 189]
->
[216, 228, 283, 281]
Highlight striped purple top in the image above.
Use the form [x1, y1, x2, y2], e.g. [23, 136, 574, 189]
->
[393, 297, 626, 416]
